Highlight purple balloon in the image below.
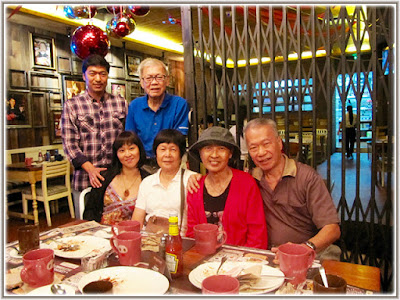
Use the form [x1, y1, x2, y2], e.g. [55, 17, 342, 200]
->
[70, 25, 110, 59]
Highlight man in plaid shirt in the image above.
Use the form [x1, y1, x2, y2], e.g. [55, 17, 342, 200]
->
[61, 54, 127, 218]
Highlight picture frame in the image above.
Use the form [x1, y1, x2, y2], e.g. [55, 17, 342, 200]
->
[48, 91, 63, 109]
[62, 76, 86, 102]
[30, 33, 56, 70]
[110, 80, 126, 99]
[29, 71, 61, 91]
[126, 55, 141, 77]
[9, 69, 28, 89]
[109, 66, 124, 79]
[31, 92, 48, 128]
[57, 56, 72, 74]
[50, 110, 62, 144]
[71, 58, 83, 75]
[6, 90, 31, 128]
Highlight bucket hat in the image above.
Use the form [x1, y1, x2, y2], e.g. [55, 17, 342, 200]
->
[188, 126, 240, 161]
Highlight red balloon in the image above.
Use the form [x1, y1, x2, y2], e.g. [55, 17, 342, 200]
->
[127, 6, 150, 17]
[106, 13, 136, 38]
[70, 25, 110, 59]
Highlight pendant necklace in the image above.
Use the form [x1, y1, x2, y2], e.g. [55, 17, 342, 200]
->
[121, 174, 140, 198]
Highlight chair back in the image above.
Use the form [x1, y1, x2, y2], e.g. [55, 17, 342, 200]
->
[79, 187, 92, 219]
[41, 160, 71, 198]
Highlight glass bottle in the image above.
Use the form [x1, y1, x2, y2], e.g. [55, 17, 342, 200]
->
[165, 213, 183, 278]
[38, 150, 43, 162]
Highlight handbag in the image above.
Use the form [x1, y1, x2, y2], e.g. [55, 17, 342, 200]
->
[145, 169, 186, 236]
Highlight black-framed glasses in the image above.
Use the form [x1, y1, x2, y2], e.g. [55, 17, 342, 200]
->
[142, 75, 167, 83]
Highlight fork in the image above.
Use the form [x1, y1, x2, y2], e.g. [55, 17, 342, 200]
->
[216, 256, 227, 274]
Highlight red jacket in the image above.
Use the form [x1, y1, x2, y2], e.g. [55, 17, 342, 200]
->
[186, 168, 268, 249]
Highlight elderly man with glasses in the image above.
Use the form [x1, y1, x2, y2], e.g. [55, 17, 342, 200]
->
[125, 58, 189, 173]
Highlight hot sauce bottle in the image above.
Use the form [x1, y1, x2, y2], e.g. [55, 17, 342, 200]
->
[165, 214, 183, 278]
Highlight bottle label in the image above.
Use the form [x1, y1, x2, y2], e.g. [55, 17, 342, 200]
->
[169, 225, 179, 236]
[165, 252, 179, 274]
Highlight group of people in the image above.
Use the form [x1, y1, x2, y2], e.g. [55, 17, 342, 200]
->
[61, 54, 341, 259]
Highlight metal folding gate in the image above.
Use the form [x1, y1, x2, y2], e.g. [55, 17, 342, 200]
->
[181, 5, 394, 291]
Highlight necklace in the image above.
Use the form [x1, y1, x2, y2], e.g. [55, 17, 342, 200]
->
[121, 174, 140, 198]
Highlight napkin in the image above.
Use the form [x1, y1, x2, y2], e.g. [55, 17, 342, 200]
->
[235, 265, 263, 291]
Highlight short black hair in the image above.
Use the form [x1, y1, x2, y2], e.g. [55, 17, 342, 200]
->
[111, 131, 146, 169]
[82, 54, 110, 74]
[153, 129, 186, 158]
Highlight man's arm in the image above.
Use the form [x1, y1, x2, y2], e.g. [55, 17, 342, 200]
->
[125, 101, 136, 132]
[61, 101, 87, 167]
[173, 99, 190, 135]
[307, 223, 341, 253]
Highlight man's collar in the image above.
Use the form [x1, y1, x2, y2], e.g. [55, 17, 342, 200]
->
[252, 154, 297, 181]
[282, 154, 297, 177]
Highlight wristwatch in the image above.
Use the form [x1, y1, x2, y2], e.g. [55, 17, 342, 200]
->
[304, 240, 316, 251]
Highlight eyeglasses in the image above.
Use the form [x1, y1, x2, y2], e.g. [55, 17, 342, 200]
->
[142, 75, 167, 83]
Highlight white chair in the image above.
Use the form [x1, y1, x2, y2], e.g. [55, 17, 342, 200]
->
[21, 160, 75, 226]
[79, 187, 92, 219]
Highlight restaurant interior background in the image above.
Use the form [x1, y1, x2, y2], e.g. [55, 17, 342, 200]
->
[4, 4, 395, 291]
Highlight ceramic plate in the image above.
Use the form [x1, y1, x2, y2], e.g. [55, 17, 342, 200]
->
[188, 261, 285, 294]
[77, 266, 169, 295]
[43, 236, 111, 259]
[27, 284, 76, 295]
[9, 244, 44, 259]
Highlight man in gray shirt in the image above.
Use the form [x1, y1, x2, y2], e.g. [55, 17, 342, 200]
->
[244, 118, 340, 257]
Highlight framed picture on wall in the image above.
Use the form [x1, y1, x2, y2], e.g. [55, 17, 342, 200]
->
[9, 69, 28, 89]
[126, 55, 141, 77]
[110, 81, 126, 99]
[6, 91, 31, 128]
[62, 76, 86, 101]
[30, 33, 56, 70]
[31, 92, 48, 128]
[50, 110, 62, 144]
[57, 56, 72, 74]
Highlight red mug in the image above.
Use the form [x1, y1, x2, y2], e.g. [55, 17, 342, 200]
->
[202, 275, 240, 294]
[20, 248, 54, 288]
[277, 243, 315, 286]
[111, 220, 141, 236]
[194, 223, 227, 255]
[110, 231, 142, 266]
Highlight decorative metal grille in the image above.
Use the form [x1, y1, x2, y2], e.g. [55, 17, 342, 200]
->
[181, 5, 394, 291]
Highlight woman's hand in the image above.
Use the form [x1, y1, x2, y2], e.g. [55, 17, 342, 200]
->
[187, 173, 202, 193]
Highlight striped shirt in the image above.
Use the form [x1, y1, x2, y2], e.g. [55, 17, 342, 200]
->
[61, 90, 127, 191]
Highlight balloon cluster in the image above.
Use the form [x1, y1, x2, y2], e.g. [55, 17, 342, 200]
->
[64, 5, 97, 19]
[66, 5, 150, 59]
[70, 25, 110, 59]
[106, 13, 136, 38]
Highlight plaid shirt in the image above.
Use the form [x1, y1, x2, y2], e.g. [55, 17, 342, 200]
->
[61, 90, 127, 191]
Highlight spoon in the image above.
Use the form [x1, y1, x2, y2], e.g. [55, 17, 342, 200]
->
[319, 266, 329, 288]
[216, 256, 228, 274]
[51, 284, 66, 295]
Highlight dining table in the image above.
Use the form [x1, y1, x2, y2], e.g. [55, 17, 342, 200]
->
[6, 162, 44, 225]
[5, 220, 381, 295]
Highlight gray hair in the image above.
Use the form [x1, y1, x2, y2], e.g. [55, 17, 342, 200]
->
[138, 58, 168, 78]
[244, 118, 279, 138]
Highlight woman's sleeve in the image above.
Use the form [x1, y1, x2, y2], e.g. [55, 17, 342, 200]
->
[244, 179, 268, 249]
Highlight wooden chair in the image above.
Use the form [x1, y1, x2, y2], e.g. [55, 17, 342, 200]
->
[79, 187, 92, 219]
[21, 160, 75, 226]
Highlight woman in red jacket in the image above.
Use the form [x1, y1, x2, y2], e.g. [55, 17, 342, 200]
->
[186, 126, 267, 249]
